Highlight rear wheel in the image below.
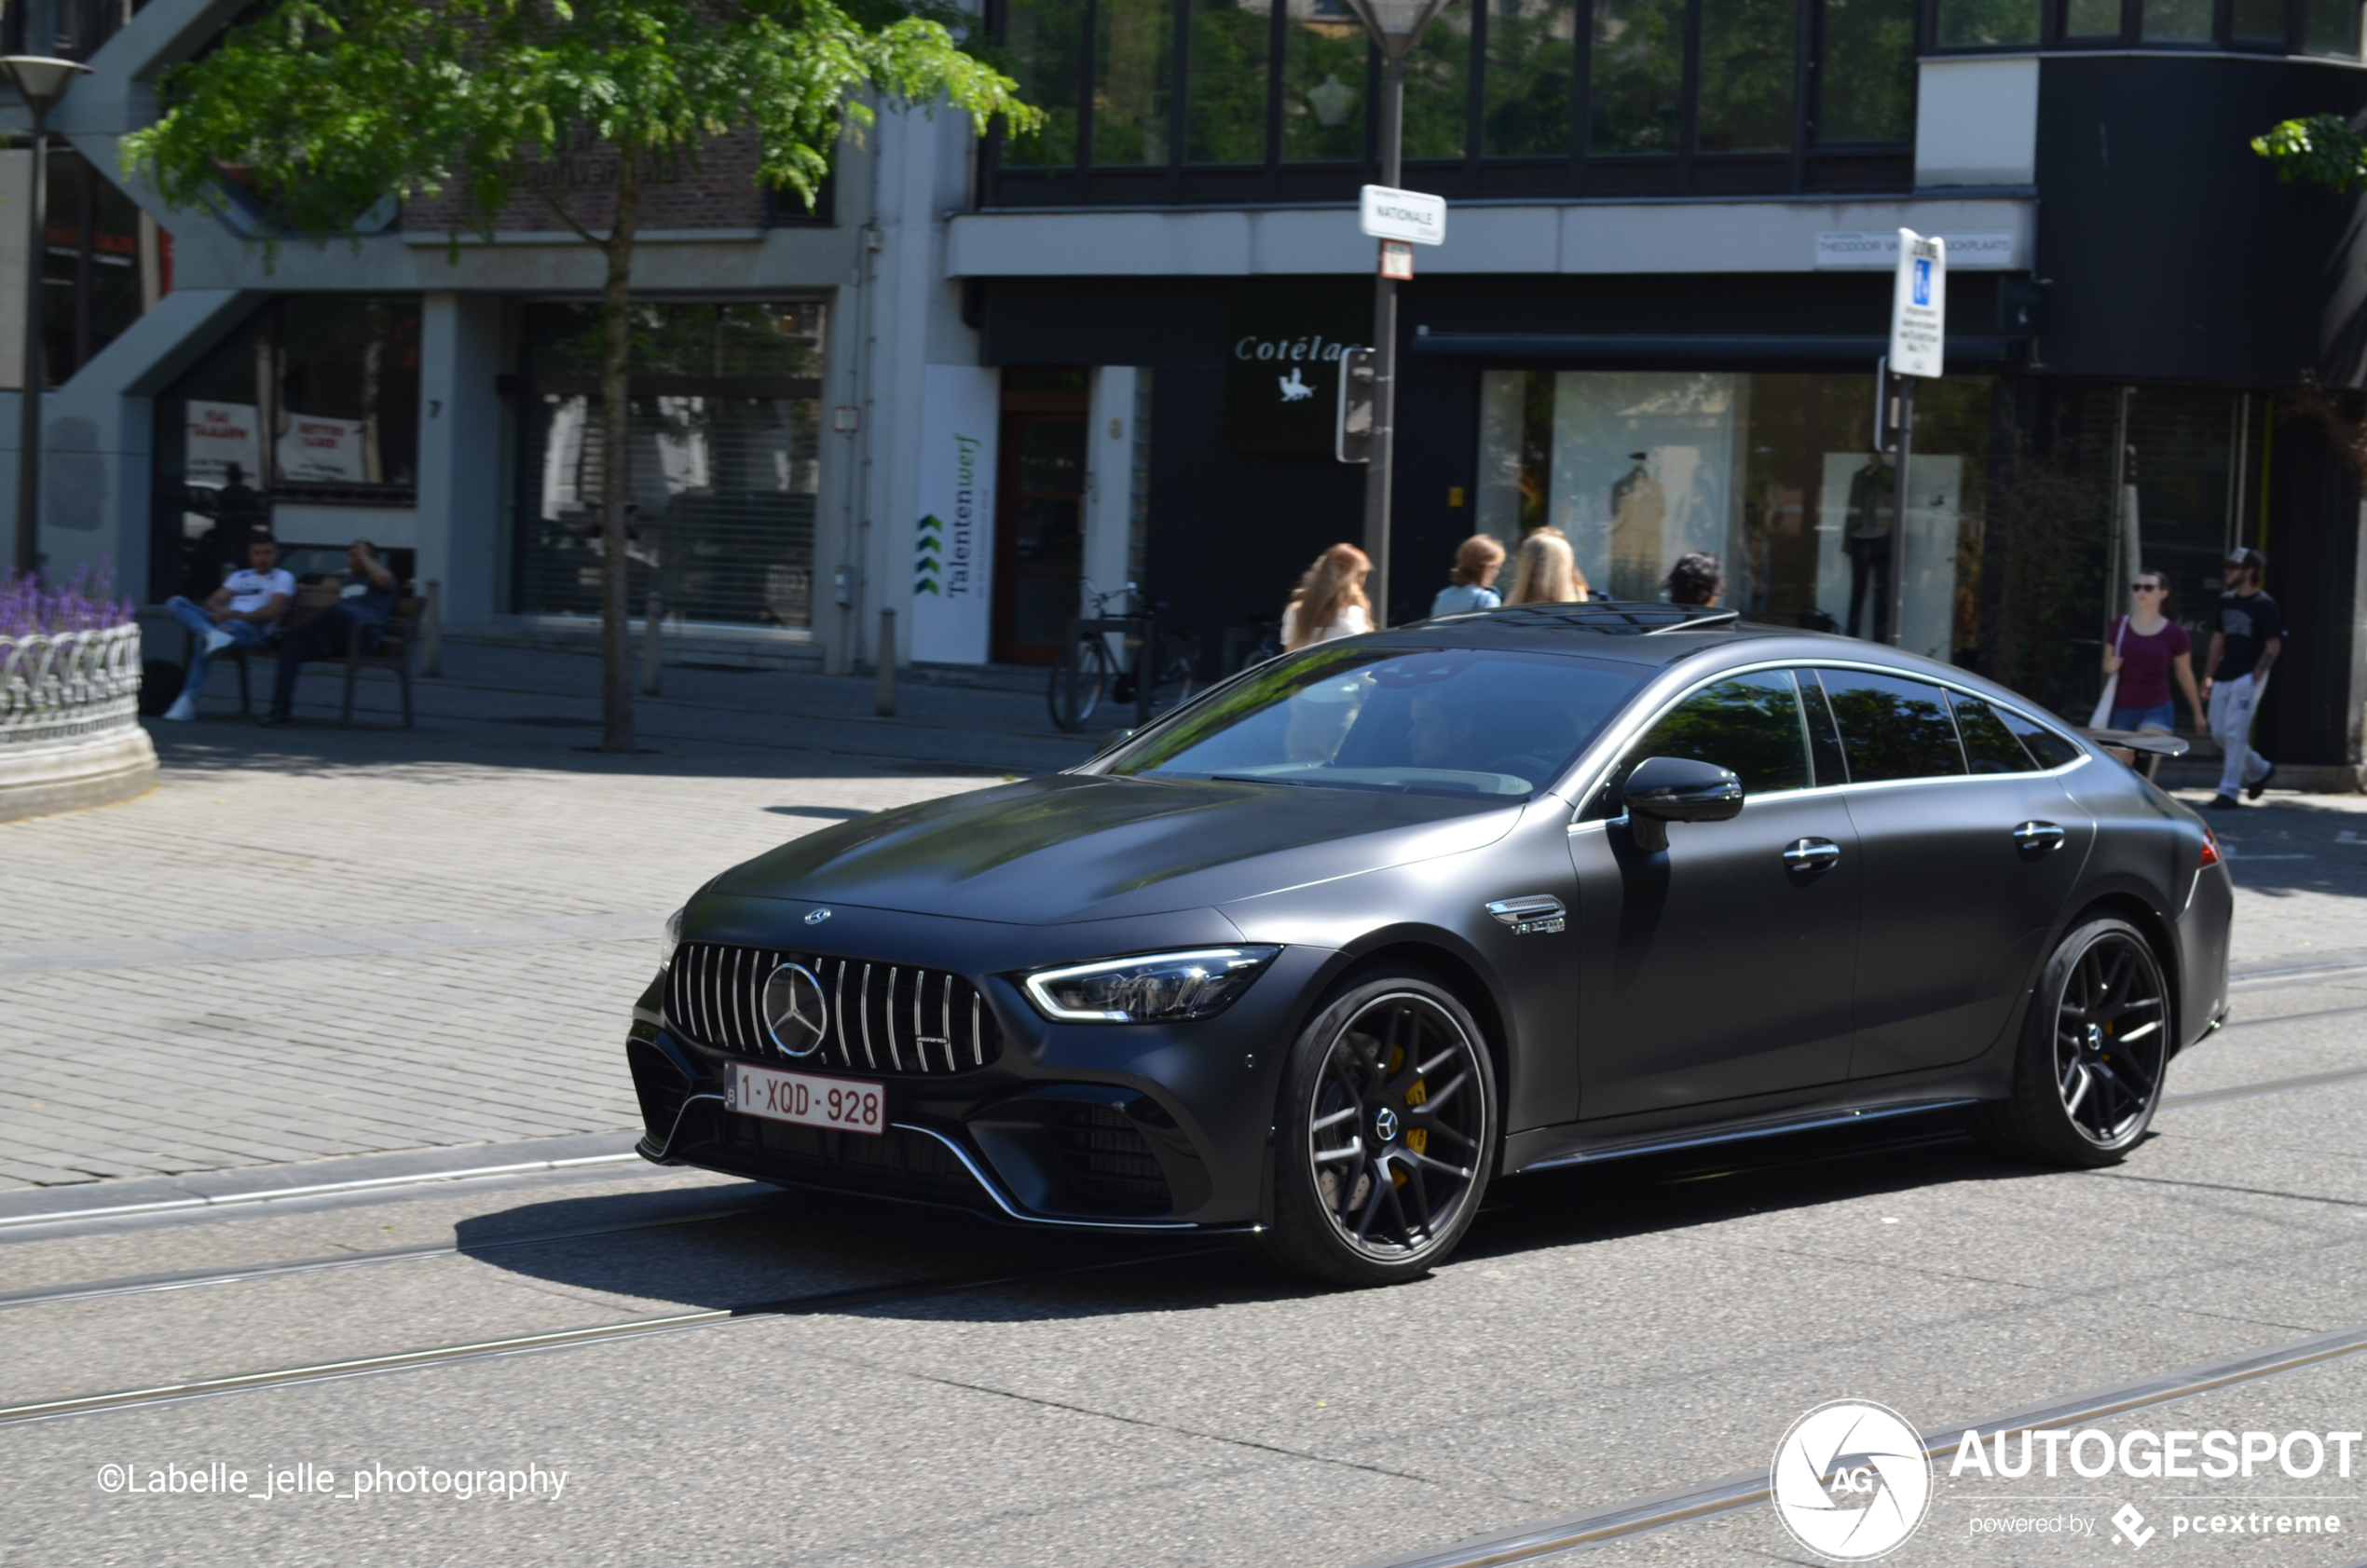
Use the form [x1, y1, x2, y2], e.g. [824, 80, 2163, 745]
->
[1243, 971, 1497, 1287]
[1047, 636, 1110, 731]
[1976, 916, 2170, 1166]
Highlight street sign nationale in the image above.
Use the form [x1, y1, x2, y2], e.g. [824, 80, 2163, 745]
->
[1360, 185, 1446, 247]
[1889, 229, 1946, 379]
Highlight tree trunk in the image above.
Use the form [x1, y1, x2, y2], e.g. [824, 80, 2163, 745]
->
[598, 148, 642, 754]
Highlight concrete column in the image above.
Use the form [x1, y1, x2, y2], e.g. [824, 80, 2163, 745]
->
[414, 293, 504, 626]
[1083, 367, 1137, 607]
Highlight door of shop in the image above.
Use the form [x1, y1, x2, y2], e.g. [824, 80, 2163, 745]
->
[992, 370, 1089, 665]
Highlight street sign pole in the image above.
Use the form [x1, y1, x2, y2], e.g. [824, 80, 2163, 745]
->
[1363, 60, 1405, 626]
[1886, 229, 1946, 648]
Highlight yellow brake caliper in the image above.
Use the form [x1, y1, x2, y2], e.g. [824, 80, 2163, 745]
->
[1386, 1044, 1429, 1186]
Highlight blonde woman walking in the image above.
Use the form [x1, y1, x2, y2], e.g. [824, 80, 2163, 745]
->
[1281, 543, 1374, 650]
[1506, 530, 1587, 605]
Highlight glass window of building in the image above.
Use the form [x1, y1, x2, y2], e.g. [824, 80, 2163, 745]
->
[2229, 0, 2289, 42]
[1483, 0, 1579, 157]
[1815, 0, 1914, 143]
[1005, 0, 1088, 165]
[1934, 0, 2041, 46]
[1695, 0, 1797, 152]
[1095, 0, 1177, 165]
[1588, 0, 1685, 156]
[2138, 0, 2210, 41]
[1282, 0, 1369, 161]
[36, 148, 168, 387]
[1190, 0, 1274, 162]
[1401, 8, 1473, 159]
[2066, 0, 2127, 36]
[0, 0, 146, 59]
[2303, 0, 2360, 51]
[508, 302, 826, 632]
[148, 296, 421, 602]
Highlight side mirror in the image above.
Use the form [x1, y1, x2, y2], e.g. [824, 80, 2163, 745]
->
[1621, 756, 1744, 852]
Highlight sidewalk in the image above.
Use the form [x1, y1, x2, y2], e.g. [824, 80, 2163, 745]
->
[3, 638, 2364, 1194]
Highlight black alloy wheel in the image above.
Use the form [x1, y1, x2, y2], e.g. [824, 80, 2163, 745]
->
[1977, 916, 2170, 1166]
[1247, 971, 1497, 1286]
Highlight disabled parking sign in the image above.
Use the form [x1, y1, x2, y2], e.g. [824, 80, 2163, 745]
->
[1889, 230, 1946, 378]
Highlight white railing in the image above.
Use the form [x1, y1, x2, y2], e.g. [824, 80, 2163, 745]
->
[0, 624, 144, 748]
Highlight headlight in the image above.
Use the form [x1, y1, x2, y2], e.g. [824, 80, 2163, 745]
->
[1022, 947, 1281, 1023]
[660, 907, 684, 971]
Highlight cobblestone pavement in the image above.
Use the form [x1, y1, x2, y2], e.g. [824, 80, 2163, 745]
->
[3, 637, 2362, 1193]
[0, 643, 1089, 1191]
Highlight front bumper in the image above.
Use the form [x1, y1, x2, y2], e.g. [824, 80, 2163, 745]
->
[625, 942, 1331, 1232]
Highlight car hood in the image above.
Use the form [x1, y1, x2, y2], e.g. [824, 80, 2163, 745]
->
[709, 773, 1523, 925]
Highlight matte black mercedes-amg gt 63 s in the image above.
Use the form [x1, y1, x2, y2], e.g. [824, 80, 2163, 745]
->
[625, 602, 2234, 1284]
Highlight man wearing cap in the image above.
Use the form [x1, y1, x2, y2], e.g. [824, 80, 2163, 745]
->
[2199, 547, 2281, 810]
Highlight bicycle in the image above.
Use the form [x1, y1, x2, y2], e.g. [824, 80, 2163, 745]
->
[1047, 579, 1197, 732]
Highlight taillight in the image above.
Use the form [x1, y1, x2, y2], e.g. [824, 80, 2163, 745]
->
[2198, 828, 2222, 868]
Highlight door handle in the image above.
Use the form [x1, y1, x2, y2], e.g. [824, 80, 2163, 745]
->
[1782, 838, 1841, 875]
[2013, 821, 2068, 857]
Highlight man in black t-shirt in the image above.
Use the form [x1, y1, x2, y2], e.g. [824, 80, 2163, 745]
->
[2201, 548, 2282, 809]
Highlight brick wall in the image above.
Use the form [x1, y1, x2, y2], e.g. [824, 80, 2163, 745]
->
[400, 129, 822, 235]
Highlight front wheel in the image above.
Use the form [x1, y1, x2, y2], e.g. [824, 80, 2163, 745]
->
[1047, 636, 1110, 731]
[1975, 916, 2171, 1166]
[1243, 971, 1498, 1287]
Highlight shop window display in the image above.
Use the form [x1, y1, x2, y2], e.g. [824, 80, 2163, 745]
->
[148, 296, 420, 603]
[1476, 370, 1991, 664]
[508, 302, 825, 632]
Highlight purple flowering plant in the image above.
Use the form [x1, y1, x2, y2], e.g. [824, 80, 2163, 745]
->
[0, 562, 136, 639]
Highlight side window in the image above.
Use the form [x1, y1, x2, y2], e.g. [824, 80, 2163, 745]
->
[1951, 694, 2037, 774]
[1813, 669, 1967, 783]
[1608, 671, 1813, 801]
[1991, 703, 2084, 770]
[1796, 667, 1848, 785]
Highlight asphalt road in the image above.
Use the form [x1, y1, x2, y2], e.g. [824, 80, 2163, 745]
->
[7, 959, 2367, 1567]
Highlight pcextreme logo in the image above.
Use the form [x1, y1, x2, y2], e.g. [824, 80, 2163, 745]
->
[1772, 1400, 1934, 1560]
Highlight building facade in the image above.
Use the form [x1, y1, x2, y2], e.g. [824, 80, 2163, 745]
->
[9, 0, 2367, 776]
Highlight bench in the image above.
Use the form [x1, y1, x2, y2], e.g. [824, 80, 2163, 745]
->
[185, 585, 419, 729]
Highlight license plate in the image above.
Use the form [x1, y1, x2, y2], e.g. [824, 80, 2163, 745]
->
[726, 1062, 885, 1137]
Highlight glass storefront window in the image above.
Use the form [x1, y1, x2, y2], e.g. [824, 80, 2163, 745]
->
[148, 296, 421, 602]
[1484, 0, 1577, 157]
[1475, 370, 1993, 664]
[2302, 0, 2357, 50]
[1589, 0, 1685, 155]
[1282, 0, 1367, 161]
[1189, 0, 1273, 162]
[1934, 0, 2041, 46]
[1402, 8, 1473, 158]
[508, 302, 825, 631]
[1696, 0, 1797, 152]
[2139, 0, 2210, 40]
[2066, 0, 2124, 35]
[1006, 0, 1088, 166]
[1096, 0, 1176, 164]
[1815, 0, 1914, 143]
[2230, 0, 2288, 41]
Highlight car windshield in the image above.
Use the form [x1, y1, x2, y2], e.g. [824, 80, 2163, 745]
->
[1109, 646, 1642, 798]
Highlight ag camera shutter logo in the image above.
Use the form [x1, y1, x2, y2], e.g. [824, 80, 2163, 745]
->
[1771, 1400, 1933, 1560]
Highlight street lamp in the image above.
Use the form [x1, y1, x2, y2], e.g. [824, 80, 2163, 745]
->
[1342, 0, 1455, 625]
[3, 55, 89, 575]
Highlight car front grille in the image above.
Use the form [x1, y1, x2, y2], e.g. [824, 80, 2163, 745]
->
[665, 941, 1001, 1075]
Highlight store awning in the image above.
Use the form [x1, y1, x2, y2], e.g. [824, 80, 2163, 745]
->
[1407, 333, 2021, 363]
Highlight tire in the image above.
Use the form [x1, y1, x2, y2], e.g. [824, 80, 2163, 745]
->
[1149, 632, 1197, 716]
[1975, 916, 2171, 1167]
[1242, 969, 1498, 1287]
[1047, 636, 1109, 731]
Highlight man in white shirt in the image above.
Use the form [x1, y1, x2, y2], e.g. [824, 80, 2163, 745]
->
[162, 537, 294, 721]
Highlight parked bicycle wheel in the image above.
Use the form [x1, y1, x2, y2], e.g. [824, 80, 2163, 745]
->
[1047, 634, 1111, 731]
[1150, 632, 1197, 715]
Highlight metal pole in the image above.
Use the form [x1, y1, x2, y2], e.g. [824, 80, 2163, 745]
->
[874, 607, 896, 716]
[1890, 375, 1913, 648]
[12, 106, 45, 576]
[1361, 48, 1405, 628]
[420, 579, 443, 677]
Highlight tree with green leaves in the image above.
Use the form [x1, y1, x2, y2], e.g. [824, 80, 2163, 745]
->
[124, 0, 1037, 752]
[2251, 113, 2367, 193]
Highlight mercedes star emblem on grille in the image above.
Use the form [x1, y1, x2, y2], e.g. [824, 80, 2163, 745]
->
[761, 961, 829, 1057]
[804, 907, 832, 924]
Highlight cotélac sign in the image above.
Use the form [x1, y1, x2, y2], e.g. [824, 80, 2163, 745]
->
[1225, 284, 1368, 456]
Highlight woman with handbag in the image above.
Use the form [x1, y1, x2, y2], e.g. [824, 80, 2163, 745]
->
[2095, 567, 2203, 735]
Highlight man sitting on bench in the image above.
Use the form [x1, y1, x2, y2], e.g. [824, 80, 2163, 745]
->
[162, 537, 293, 722]
[256, 539, 398, 728]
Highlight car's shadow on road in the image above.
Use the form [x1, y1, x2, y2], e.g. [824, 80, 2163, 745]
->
[456, 1112, 2065, 1318]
